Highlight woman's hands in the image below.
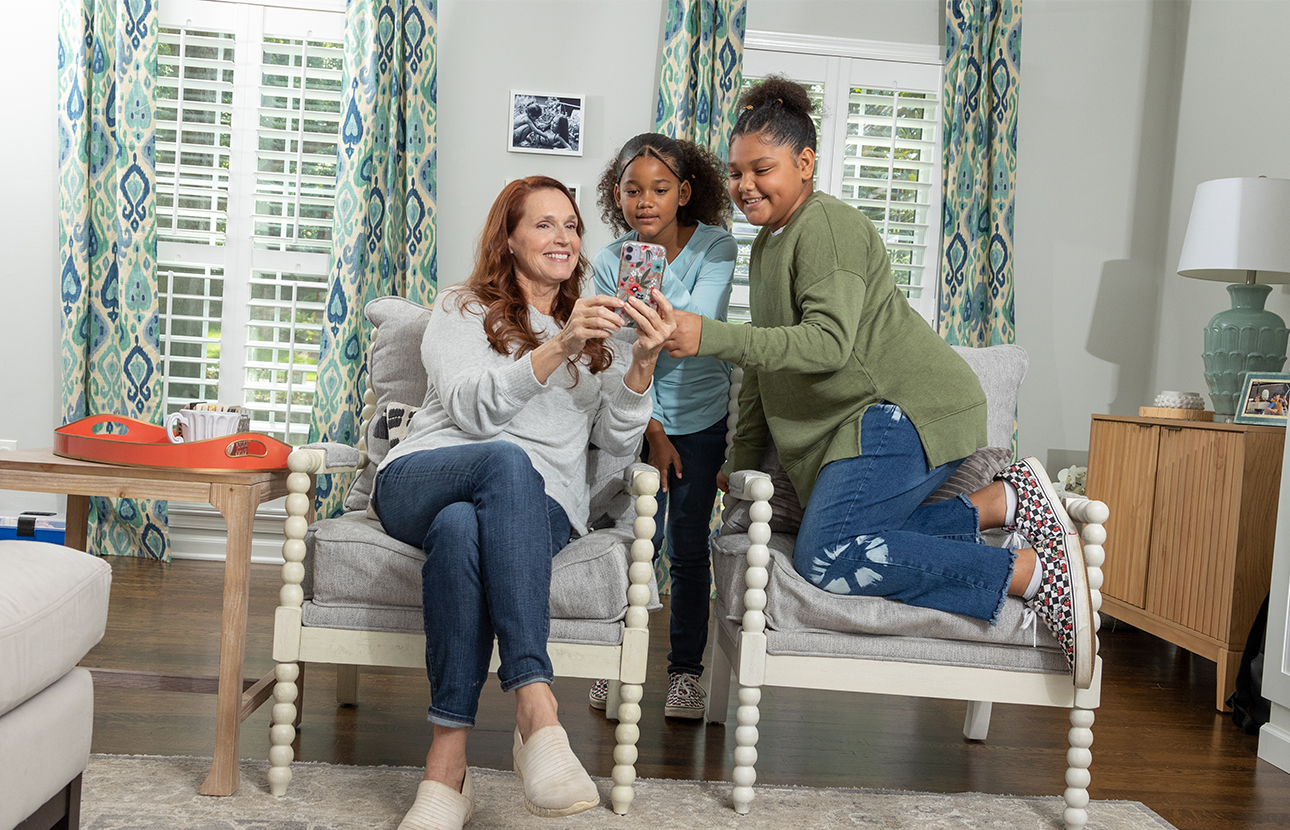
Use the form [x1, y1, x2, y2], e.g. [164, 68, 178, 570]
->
[622, 290, 676, 394]
[530, 296, 625, 384]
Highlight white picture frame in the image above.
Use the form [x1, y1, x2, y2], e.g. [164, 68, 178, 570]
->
[509, 91, 584, 156]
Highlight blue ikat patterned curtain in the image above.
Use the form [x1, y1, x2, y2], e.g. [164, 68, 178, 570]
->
[57, 0, 169, 560]
[309, 0, 437, 519]
[939, 0, 1021, 347]
[654, 0, 747, 163]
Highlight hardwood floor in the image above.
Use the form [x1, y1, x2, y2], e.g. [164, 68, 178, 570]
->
[84, 556, 1290, 829]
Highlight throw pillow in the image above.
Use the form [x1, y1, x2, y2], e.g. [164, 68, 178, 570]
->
[922, 446, 1013, 504]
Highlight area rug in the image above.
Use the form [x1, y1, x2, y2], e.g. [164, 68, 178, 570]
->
[82, 754, 1176, 830]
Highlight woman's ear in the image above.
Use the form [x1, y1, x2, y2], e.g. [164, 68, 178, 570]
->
[678, 179, 692, 207]
[797, 147, 816, 182]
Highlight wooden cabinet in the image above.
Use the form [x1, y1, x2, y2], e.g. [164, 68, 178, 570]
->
[1087, 415, 1284, 709]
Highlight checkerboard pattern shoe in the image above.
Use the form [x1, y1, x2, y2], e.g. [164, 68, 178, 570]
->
[664, 672, 706, 720]
[1026, 532, 1094, 689]
[587, 678, 608, 711]
[995, 456, 1076, 544]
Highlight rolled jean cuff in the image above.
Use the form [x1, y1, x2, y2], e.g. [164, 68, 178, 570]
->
[427, 706, 475, 729]
[500, 671, 553, 694]
[987, 549, 1019, 626]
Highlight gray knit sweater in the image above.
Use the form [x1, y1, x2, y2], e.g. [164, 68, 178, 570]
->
[379, 286, 653, 535]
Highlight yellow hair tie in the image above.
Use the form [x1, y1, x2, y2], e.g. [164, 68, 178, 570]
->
[744, 104, 754, 110]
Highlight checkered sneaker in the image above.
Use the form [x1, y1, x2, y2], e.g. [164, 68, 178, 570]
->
[995, 456, 1075, 544]
[587, 678, 608, 711]
[664, 672, 706, 720]
[1024, 532, 1094, 689]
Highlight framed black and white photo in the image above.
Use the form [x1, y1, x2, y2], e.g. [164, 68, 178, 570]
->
[509, 91, 584, 156]
[1234, 371, 1290, 426]
[565, 183, 580, 209]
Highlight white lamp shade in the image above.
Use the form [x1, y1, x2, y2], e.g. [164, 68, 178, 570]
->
[1177, 176, 1290, 283]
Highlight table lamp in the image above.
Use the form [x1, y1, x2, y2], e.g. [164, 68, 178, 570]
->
[1177, 176, 1290, 416]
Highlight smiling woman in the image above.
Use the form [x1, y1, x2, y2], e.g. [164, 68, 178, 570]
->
[365, 176, 675, 830]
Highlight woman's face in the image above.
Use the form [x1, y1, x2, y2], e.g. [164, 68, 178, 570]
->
[727, 132, 815, 232]
[508, 188, 581, 295]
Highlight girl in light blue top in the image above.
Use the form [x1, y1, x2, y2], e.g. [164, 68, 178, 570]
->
[590, 133, 737, 719]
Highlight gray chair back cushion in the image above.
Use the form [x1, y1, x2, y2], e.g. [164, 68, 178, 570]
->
[344, 296, 433, 513]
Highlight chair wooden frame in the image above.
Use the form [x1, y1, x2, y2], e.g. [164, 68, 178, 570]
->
[268, 386, 660, 815]
[707, 368, 1108, 830]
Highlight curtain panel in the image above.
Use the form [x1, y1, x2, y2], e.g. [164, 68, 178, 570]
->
[57, 0, 168, 559]
[939, 0, 1021, 348]
[652, 0, 746, 594]
[653, 0, 747, 163]
[309, 0, 438, 518]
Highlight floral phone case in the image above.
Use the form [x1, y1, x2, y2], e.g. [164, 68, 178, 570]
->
[615, 241, 666, 327]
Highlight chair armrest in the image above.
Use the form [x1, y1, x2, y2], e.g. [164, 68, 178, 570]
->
[624, 462, 658, 495]
[727, 469, 773, 502]
[1058, 495, 1110, 638]
[290, 442, 366, 475]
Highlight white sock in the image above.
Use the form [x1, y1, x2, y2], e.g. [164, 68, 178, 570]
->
[1003, 481, 1018, 527]
[1023, 557, 1043, 600]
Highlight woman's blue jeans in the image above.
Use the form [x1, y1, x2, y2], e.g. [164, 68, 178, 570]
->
[373, 442, 571, 728]
[793, 404, 1015, 623]
[645, 417, 728, 678]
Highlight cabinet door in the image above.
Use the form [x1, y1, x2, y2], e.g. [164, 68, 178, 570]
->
[1144, 426, 1242, 639]
[1087, 420, 1158, 608]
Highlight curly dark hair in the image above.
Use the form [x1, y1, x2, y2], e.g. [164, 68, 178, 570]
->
[595, 133, 731, 237]
[731, 74, 819, 155]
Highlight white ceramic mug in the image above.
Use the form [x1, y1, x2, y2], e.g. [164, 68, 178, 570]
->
[165, 409, 242, 444]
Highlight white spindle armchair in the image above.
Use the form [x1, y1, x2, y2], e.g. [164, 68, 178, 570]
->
[267, 296, 660, 815]
[707, 347, 1108, 830]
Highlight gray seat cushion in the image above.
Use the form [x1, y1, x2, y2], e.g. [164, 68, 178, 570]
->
[711, 531, 1066, 674]
[304, 511, 660, 637]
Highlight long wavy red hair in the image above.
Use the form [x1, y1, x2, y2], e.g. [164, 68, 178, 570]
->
[460, 176, 612, 379]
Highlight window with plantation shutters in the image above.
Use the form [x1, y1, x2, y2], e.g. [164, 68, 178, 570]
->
[156, 1, 343, 448]
[155, 0, 344, 563]
[731, 34, 944, 326]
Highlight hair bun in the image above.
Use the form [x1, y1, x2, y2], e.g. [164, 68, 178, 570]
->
[738, 75, 815, 116]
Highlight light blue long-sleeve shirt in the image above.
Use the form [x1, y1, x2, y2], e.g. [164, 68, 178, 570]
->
[592, 222, 736, 436]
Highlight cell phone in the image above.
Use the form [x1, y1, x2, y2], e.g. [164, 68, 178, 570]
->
[614, 241, 666, 327]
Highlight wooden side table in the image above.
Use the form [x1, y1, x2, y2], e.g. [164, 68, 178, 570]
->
[0, 448, 295, 795]
[1087, 415, 1284, 710]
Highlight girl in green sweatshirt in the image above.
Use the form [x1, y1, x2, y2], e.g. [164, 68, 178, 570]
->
[663, 76, 1092, 686]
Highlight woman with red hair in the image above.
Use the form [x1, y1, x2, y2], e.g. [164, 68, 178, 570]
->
[374, 177, 675, 829]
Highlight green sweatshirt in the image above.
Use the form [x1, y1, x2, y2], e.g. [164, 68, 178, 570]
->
[698, 191, 986, 506]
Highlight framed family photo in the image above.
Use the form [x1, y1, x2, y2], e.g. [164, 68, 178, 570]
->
[509, 91, 584, 156]
[1234, 371, 1290, 426]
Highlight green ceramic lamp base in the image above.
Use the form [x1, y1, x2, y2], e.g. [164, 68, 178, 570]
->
[1202, 283, 1289, 415]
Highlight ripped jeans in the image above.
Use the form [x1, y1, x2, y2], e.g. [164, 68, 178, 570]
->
[792, 403, 1016, 623]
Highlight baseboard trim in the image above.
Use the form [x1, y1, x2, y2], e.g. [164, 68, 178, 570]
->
[1258, 703, 1290, 773]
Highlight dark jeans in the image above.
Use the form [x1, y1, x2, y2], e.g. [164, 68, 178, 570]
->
[645, 416, 728, 677]
[373, 442, 571, 728]
[793, 404, 1016, 623]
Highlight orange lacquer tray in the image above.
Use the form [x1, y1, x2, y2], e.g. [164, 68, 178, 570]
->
[54, 414, 292, 472]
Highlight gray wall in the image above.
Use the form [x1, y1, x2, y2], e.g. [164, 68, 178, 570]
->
[6, 0, 1290, 516]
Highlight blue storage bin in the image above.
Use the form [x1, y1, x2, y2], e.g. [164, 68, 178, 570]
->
[0, 512, 67, 545]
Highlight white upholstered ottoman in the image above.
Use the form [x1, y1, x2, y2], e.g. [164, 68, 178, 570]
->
[0, 541, 112, 830]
